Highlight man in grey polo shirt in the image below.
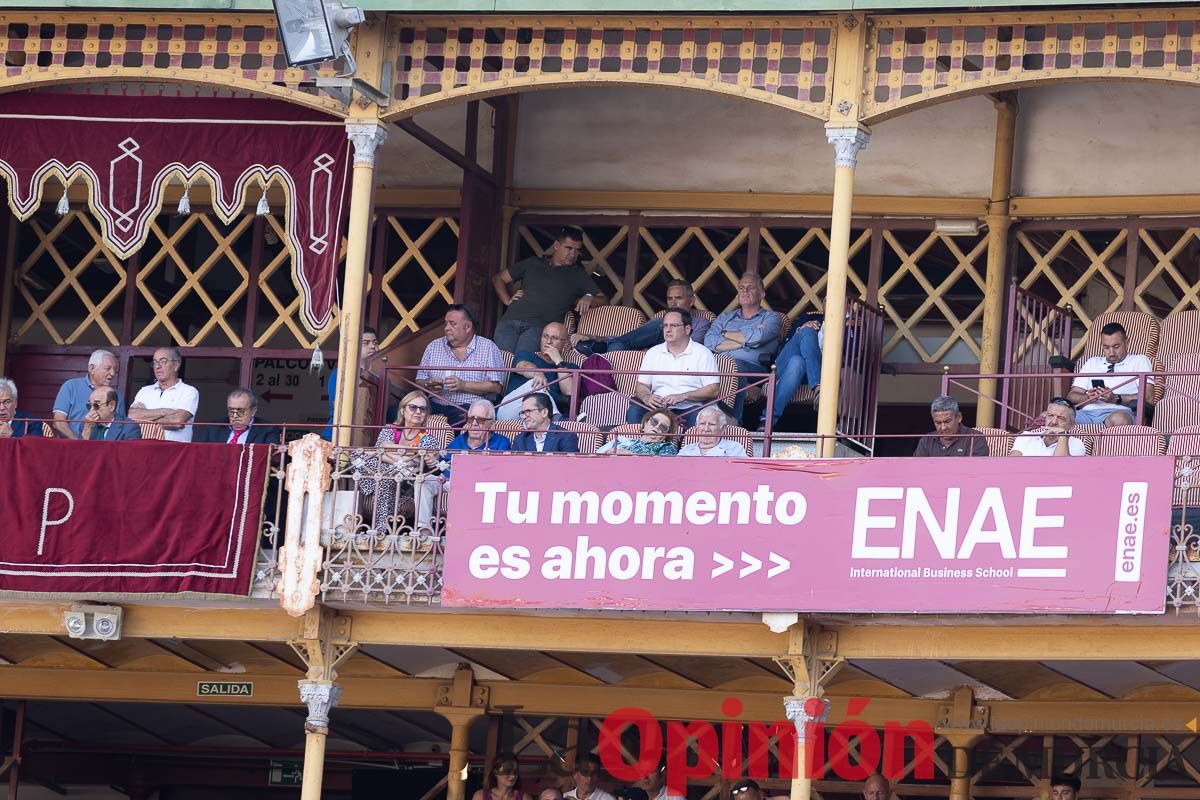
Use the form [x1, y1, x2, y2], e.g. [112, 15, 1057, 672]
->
[52, 349, 125, 439]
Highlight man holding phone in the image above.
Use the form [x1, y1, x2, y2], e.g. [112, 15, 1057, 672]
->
[1066, 322, 1154, 426]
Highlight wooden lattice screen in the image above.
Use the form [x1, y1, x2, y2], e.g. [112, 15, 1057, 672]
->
[6, 206, 459, 359]
[513, 214, 989, 369]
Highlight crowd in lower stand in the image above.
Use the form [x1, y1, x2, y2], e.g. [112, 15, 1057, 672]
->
[0, 226, 1162, 462]
[472, 754, 1087, 800]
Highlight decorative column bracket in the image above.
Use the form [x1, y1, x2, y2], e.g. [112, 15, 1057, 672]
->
[936, 686, 989, 748]
[775, 624, 844, 698]
[289, 607, 358, 682]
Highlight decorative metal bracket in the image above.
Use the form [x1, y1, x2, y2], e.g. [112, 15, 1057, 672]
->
[774, 624, 844, 697]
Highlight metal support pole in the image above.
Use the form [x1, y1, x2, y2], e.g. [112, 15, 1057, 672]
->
[816, 126, 870, 458]
[949, 745, 971, 800]
[298, 679, 342, 800]
[977, 94, 1018, 428]
[785, 696, 828, 800]
[435, 707, 483, 800]
[334, 121, 387, 448]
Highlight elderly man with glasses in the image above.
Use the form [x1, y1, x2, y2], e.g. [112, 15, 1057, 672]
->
[196, 388, 281, 445]
[129, 347, 199, 443]
[443, 399, 510, 485]
[81, 387, 140, 441]
[1010, 397, 1086, 457]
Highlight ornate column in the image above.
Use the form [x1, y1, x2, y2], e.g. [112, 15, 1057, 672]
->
[298, 679, 343, 800]
[785, 695, 830, 800]
[816, 126, 870, 457]
[333, 120, 388, 448]
[976, 94, 1018, 428]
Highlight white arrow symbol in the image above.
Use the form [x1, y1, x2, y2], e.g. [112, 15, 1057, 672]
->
[740, 551, 762, 578]
[712, 552, 733, 578]
[767, 552, 791, 578]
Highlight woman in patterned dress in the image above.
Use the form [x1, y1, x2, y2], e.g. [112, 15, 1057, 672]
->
[359, 390, 441, 535]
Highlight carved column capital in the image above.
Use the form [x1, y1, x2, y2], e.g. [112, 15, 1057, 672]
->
[299, 679, 343, 731]
[345, 122, 388, 166]
[785, 695, 830, 743]
[826, 127, 871, 169]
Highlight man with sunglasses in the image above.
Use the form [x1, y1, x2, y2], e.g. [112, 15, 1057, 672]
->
[81, 387, 140, 441]
[196, 388, 281, 445]
[1010, 398, 1086, 457]
[563, 755, 615, 800]
[443, 400, 510, 485]
[493, 226, 606, 354]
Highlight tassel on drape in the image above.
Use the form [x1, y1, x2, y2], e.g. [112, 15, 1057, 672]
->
[55, 180, 70, 216]
[309, 346, 324, 372]
[256, 180, 270, 216]
[177, 183, 191, 215]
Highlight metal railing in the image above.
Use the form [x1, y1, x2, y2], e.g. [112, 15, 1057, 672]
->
[9, 422, 1200, 612]
[1001, 284, 1075, 430]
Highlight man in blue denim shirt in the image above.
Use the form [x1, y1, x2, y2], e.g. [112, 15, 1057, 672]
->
[704, 273, 782, 421]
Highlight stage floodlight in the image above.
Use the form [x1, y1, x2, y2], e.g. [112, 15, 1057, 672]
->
[273, 0, 363, 68]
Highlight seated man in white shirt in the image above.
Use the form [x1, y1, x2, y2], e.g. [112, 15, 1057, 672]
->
[1066, 322, 1153, 427]
[1010, 397, 1087, 457]
[627, 309, 719, 429]
[564, 755, 616, 800]
[128, 347, 200, 443]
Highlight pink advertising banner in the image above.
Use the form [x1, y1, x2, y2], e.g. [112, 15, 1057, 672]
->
[441, 454, 1174, 613]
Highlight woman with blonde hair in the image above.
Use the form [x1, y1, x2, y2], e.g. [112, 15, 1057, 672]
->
[359, 390, 441, 537]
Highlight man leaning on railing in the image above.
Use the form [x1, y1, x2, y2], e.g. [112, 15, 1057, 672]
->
[1010, 398, 1086, 457]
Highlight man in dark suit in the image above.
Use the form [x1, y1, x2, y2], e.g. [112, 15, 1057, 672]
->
[83, 387, 141, 441]
[195, 388, 282, 445]
[512, 392, 579, 453]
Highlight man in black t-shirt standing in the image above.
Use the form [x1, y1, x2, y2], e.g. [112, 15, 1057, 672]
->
[492, 225, 605, 353]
